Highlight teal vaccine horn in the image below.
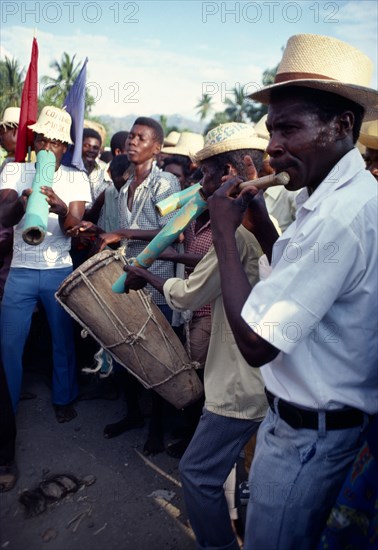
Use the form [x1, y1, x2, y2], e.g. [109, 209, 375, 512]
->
[22, 150, 56, 245]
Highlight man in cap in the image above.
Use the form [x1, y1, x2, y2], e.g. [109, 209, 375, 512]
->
[0, 106, 91, 424]
[0, 107, 20, 171]
[122, 122, 270, 549]
[207, 34, 378, 548]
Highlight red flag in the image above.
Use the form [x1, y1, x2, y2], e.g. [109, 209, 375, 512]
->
[15, 38, 38, 162]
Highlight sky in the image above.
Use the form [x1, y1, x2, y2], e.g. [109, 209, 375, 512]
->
[1, 0, 377, 122]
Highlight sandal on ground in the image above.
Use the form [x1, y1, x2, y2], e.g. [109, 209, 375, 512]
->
[39, 473, 79, 501]
[0, 462, 18, 492]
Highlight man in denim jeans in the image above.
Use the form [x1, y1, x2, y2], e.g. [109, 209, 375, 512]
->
[208, 34, 378, 549]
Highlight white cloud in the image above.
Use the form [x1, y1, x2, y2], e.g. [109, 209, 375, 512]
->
[1, 25, 273, 120]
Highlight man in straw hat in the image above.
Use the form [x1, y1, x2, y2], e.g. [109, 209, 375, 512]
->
[359, 119, 378, 180]
[122, 122, 270, 549]
[206, 34, 378, 548]
[0, 107, 21, 171]
[0, 106, 91, 428]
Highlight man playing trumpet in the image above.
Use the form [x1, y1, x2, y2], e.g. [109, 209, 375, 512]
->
[207, 34, 378, 549]
[0, 106, 91, 424]
[123, 122, 271, 550]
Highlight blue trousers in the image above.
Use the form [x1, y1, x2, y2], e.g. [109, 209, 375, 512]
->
[179, 408, 260, 550]
[1, 267, 78, 411]
[243, 407, 370, 550]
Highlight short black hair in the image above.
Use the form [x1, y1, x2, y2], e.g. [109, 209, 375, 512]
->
[110, 131, 129, 155]
[83, 127, 102, 145]
[162, 155, 192, 179]
[201, 149, 264, 179]
[132, 117, 164, 145]
[109, 154, 131, 179]
[270, 86, 365, 144]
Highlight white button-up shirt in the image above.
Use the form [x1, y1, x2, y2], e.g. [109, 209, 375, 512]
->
[242, 148, 378, 414]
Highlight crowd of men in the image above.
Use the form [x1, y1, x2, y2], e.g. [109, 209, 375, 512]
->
[0, 32, 377, 550]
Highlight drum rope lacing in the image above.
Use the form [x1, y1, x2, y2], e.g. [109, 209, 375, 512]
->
[61, 258, 198, 388]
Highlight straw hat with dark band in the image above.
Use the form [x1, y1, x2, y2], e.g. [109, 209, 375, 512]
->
[249, 34, 378, 120]
[193, 122, 268, 163]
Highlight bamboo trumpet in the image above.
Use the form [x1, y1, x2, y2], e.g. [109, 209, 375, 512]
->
[112, 171, 290, 293]
[156, 182, 202, 216]
[22, 150, 55, 245]
[238, 171, 290, 191]
[112, 190, 208, 293]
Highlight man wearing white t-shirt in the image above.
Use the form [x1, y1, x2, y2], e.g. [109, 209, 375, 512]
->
[0, 106, 91, 424]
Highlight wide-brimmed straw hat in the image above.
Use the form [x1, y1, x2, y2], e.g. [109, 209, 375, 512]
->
[28, 106, 73, 144]
[358, 120, 378, 150]
[163, 130, 181, 147]
[249, 34, 378, 120]
[161, 132, 204, 158]
[0, 107, 21, 129]
[193, 122, 268, 163]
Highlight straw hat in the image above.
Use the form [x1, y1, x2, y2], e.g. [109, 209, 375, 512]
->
[249, 34, 378, 120]
[0, 107, 21, 129]
[164, 130, 181, 147]
[193, 122, 268, 163]
[28, 106, 73, 144]
[358, 120, 378, 150]
[161, 132, 204, 158]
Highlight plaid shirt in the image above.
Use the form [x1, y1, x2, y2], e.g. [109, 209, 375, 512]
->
[184, 218, 213, 317]
[118, 163, 181, 305]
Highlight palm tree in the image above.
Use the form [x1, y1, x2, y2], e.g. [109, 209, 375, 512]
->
[0, 57, 25, 114]
[41, 53, 81, 106]
[224, 86, 251, 123]
[195, 93, 214, 121]
[40, 52, 95, 115]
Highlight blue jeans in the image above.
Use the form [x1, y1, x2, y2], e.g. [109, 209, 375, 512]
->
[179, 408, 260, 550]
[244, 407, 370, 550]
[1, 267, 78, 410]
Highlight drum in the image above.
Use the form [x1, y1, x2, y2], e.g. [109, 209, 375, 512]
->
[55, 249, 204, 409]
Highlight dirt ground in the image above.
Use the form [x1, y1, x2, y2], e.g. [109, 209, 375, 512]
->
[0, 368, 196, 550]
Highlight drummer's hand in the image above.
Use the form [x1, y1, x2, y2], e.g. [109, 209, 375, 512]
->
[95, 232, 122, 252]
[40, 186, 68, 217]
[123, 265, 148, 293]
[67, 221, 100, 237]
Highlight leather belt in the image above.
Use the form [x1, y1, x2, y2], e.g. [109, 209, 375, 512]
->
[265, 388, 367, 430]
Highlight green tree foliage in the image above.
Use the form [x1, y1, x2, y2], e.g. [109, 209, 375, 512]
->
[195, 93, 214, 121]
[197, 61, 279, 130]
[0, 57, 25, 115]
[39, 52, 95, 115]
